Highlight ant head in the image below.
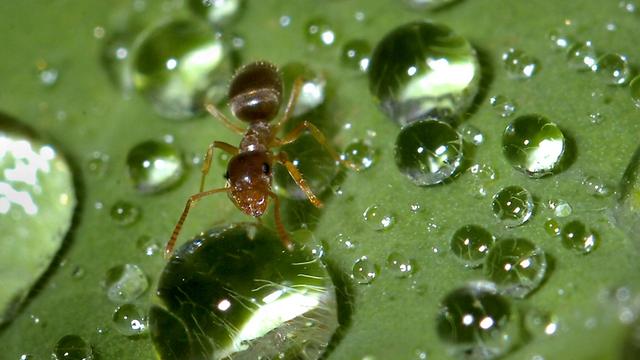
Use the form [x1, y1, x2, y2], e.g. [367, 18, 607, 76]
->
[228, 61, 283, 123]
[226, 151, 273, 217]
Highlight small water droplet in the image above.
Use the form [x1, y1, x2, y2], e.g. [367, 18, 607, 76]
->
[492, 186, 534, 227]
[18, 354, 32, 360]
[395, 120, 463, 186]
[620, 1, 639, 13]
[385, 252, 414, 277]
[589, 112, 605, 124]
[594, 53, 632, 86]
[484, 238, 548, 298]
[86, 151, 110, 177]
[548, 199, 572, 217]
[126, 140, 184, 193]
[104, 263, 149, 303]
[341, 39, 371, 72]
[110, 201, 141, 226]
[363, 204, 395, 231]
[458, 124, 484, 145]
[335, 233, 357, 250]
[582, 175, 613, 197]
[404, 0, 459, 9]
[352, 256, 378, 284]
[52, 335, 93, 360]
[566, 41, 597, 71]
[548, 28, 575, 50]
[544, 218, 561, 236]
[136, 235, 160, 256]
[489, 95, 517, 118]
[279, 15, 291, 28]
[368, 21, 480, 126]
[341, 139, 376, 171]
[112, 303, 148, 337]
[561, 220, 599, 254]
[305, 17, 336, 48]
[187, 0, 242, 26]
[467, 163, 497, 198]
[502, 114, 566, 177]
[502, 48, 539, 79]
[280, 63, 326, 117]
[450, 225, 496, 268]
[629, 75, 640, 108]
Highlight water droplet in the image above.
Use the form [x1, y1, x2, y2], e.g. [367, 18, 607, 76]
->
[458, 124, 484, 145]
[86, 151, 109, 177]
[502, 114, 566, 177]
[525, 309, 559, 337]
[630, 75, 640, 108]
[467, 163, 497, 198]
[489, 95, 517, 118]
[589, 112, 605, 124]
[19, 354, 32, 360]
[491, 186, 534, 227]
[335, 233, 357, 250]
[544, 218, 561, 236]
[620, 1, 639, 13]
[566, 41, 597, 71]
[136, 235, 160, 256]
[404, 0, 459, 9]
[292, 229, 324, 259]
[502, 48, 539, 79]
[112, 303, 148, 337]
[341, 140, 375, 171]
[548, 28, 574, 50]
[386, 252, 414, 277]
[594, 53, 632, 85]
[305, 17, 336, 48]
[395, 120, 463, 186]
[341, 39, 371, 72]
[436, 282, 518, 359]
[561, 220, 599, 254]
[368, 21, 480, 126]
[484, 238, 548, 298]
[104, 263, 149, 303]
[110, 201, 141, 226]
[132, 19, 231, 119]
[363, 204, 395, 231]
[582, 175, 613, 197]
[280, 63, 326, 117]
[279, 15, 291, 28]
[450, 225, 496, 268]
[548, 199, 572, 217]
[352, 256, 378, 284]
[126, 140, 184, 193]
[150, 224, 338, 359]
[187, 0, 242, 26]
[52, 335, 93, 360]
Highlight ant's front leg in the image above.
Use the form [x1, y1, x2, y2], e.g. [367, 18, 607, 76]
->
[275, 152, 323, 208]
[200, 141, 239, 192]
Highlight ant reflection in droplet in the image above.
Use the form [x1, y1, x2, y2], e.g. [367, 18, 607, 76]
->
[165, 61, 356, 258]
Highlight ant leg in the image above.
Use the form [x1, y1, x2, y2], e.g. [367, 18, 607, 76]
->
[276, 120, 359, 171]
[204, 102, 245, 135]
[275, 152, 323, 208]
[268, 191, 293, 251]
[165, 187, 230, 258]
[273, 77, 304, 131]
[200, 141, 239, 192]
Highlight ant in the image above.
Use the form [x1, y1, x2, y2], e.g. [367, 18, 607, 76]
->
[165, 61, 356, 258]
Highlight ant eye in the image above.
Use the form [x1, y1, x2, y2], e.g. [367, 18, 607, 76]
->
[262, 163, 270, 174]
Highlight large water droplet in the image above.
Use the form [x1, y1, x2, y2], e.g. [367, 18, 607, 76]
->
[561, 220, 599, 254]
[112, 303, 148, 337]
[502, 114, 566, 177]
[491, 186, 534, 227]
[436, 282, 519, 359]
[150, 224, 338, 359]
[352, 256, 378, 284]
[594, 53, 632, 85]
[187, 0, 242, 26]
[450, 225, 496, 268]
[368, 21, 480, 126]
[104, 263, 149, 303]
[52, 335, 93, 360]
[126, 140, 184, 193]
[132, 19, 231, 119]
[484, 238, 547, 298]
[502, 48, 539, 80]
[395, 119, 463, 186]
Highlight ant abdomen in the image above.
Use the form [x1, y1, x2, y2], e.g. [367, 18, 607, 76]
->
[228, 61, 283, 123]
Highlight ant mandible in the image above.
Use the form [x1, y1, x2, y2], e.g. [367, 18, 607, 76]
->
[164, 61, 356, 258]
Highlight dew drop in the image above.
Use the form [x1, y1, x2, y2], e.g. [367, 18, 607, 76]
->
[385, 252, 415, 277]
[52, 335, 93, 360]
[368, 21, 480, 126]
[404, 0, 459, 9]
[436, 282, 518, 359]
[126, 140, 184, 193]
[150, 224, 338, 359]
[582, 175, 613, 197]
[629, 75, 640, 108]
[395, 120, 463, 186]
[467, 163, 497, 198]
[341, 39, 371, 72]
[484, 238, 547, 298]
[566, 41, 597, 71]
[450, 225, 496, 268]
[104, 263, 149, 303]
[489, 95, 517, 118]
[502, 48, 539, 80]
[502, 114, 566, 177]
[136, 235, 160, 256]
[491, 186, 534, 227]
[544, 218, 561, 236]
[86, 151, 110, 177]
[594, 53, 632, 86]
[458, 124, 484, 145]
[187, 0, 242, 26]
[561, 220, 599, 254]
[110, 200, 141, 226]
[352, 256, 378, 284]
[548, 198, 572, 217]
[305, 17, 336, 48]
[525, 309, 559, 337]
[281, 63, 326, 117]
[589, 112, 605, 124]
[363, 204, 395, 231]
[548, 28, 574, 51]
[341, 139, 375, 171]
[112, 303, 148, 337]
[131, 19, 231, 119]
[335, 233, 357, 250]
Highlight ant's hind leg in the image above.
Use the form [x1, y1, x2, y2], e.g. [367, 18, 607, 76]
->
[200, 141, 239, 192]
[268, 191, 293, 251]
[165, 187, 230, 258]
[275, 152, 323, 208]
[274, 76, 304, 131]
[204, 102, 246, 135]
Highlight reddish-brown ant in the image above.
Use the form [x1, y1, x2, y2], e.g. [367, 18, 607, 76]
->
[165, 61, 355, 258]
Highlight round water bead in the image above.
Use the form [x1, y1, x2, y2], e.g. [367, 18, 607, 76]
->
[502, 114, 566, 177]
[395, 120, 464, 186]
[126, 140, 184, 193]
[491, 186, 534, 227]
[467, 163, 497, 198]
[386, 252, 414, 277]
[548, 28, 575, 51]
[436, 281, 519, 359]
[404, 0, 459, 9]
[104, 263, 149, 303]
[368, 21, 480, 127]
[489, 95, 516, 118]
[594, 53, 632, 85]
[549, 198, 572, 217]
[525, 309, 559, 337]
[484, 238, 547, 298]
[280, 62, 326, 117]
[561, 220, 598, 254]
[630, 75, 640, 108]
[86, 151, 110, 177]
[458, 123, 484, 145]
[502, 48, 539, 80]
[150, 224, 338, 359]
[450, 225, 496, 268]
[131, 19, 231, 119]
[110, 201, 141, 226]
[113, 304, 147, 337]
[352, 256, 378, 284]
[582, 175, 613, 197]
[566, 41, 597, 71]
[362, 204, 395, 231]
[341, 139, 376, 171]
[341, 39, 371, 72]
[544, 218, 561, 236]
[52, 335, 93, 360]
[305, 17, 336, 48]
[188, 0, 242, 26]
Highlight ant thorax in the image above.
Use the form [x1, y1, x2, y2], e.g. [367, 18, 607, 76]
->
[239, 121, 272, 153]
